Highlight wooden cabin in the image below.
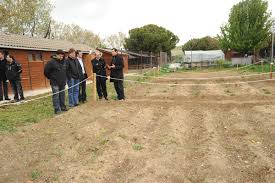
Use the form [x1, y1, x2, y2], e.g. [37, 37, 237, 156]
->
[0, 33, 93, 91]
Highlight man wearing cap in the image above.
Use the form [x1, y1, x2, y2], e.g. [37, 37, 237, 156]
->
[44, 50, 68, 114]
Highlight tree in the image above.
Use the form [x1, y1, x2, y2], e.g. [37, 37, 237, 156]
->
[104, 32, 126, 49]
[124, 24, 179, 54]
[0, 0, 53, 37]
[218, 0, 272, 54]
[182, 36, 220, 51]
[50, 22, 103, 49]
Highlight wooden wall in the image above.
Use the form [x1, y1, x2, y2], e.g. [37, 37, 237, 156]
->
[5, 49, 93, 91]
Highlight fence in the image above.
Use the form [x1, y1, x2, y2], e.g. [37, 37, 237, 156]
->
[127, 51, 167, 70]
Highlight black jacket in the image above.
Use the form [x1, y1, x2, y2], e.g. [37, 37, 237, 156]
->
[44, 56, 67, 86]
[92, 58, 107, 78]
[110, 55, 124, 82]
[66, 57, 82, 80]
[5, 60, 22, 81]
[0, 58, 7, 81]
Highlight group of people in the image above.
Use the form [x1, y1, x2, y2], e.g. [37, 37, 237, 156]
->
[44, 48, 125, 114]
[0, 51, 25, 102]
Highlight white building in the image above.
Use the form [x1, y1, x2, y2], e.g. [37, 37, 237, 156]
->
[184, 50, 225, 63]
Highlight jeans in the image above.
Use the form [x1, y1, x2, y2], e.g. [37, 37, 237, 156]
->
[51, 85, 66, 113]
[114, 80, 125, 100]
[10, 80, 24, 100]
[67, 79, 79, 106]
[96, 77, 108, 98]
[0, 80, 9, 100]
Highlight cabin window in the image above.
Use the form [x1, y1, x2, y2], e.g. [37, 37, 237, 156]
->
[28, 53, 43, 61]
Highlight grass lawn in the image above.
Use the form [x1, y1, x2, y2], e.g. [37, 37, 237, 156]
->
[0, 81, 118, 133]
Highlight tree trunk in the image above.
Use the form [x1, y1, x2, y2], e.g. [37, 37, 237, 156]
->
[44, 20, 51, 39]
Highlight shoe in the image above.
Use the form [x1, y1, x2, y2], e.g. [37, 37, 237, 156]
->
[5, 98, 11, 101]
[19, 97, 25, 101]
[54, 110, 62, 115]
[104, 97, 109, 101]
[15, 99, 20, 103]
[0, 99, 3, 102]
[99, 96, 103, 100]
[61, 108, 68, 112]
[74, 104, 79, 107]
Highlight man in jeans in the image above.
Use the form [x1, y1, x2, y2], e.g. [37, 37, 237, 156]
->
[44, 50, 68, 114]
[0, 50, 10, 101]
[66, 48, 82, 107]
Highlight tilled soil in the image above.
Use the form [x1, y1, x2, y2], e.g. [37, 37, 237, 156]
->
[0, 72, 275, 183]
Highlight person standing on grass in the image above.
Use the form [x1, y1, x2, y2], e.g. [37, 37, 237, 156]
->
[5, 55, 24, 102]
[92, 51, 108, 100]
[44, 50, 68, 114]
[76, 50, 87, 103]
[0, 50, 11, 101]
[66, 48, 82, 107]
[107, 48, 125, 100]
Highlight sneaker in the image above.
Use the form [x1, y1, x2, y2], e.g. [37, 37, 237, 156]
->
[19, 97, 25, 101]
[55, 110, 62, 115]
[61, 108, 68, 112]
[104, 97, 109, 101]
[5, 98, 11, 101]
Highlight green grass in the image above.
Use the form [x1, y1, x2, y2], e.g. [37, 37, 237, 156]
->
[31, 169, 42, 181]
[0, 81, 119, 133]
[132, 143, 143, 151]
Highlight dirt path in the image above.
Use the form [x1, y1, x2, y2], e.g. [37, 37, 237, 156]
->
[0, 72, 275, 183]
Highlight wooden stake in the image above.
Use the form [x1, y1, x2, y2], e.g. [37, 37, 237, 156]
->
[261, 60, 265, 79]
[270, 63, 273, 79]
[157, 65, 160, 76]
[93, 73, 97, 101]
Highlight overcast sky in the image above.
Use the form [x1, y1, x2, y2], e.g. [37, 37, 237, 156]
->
[50, 0, 275, 45]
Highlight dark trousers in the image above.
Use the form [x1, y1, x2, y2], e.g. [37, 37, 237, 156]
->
[114, 80, 125, 100]
[0, 80, 9, 100]
[96, 77, 107, 98]
[79, 79, 87, 102]
[51, 85, 66, 112]
[10, 80, 24, 100]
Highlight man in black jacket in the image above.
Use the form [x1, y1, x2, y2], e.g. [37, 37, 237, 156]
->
[66, 48, 82, 107]
[92, 51, 108, 100]
[107, 48, 125, 100]
[44, 50, 67, 114]
[5, 55, 24, 102]
[0, 50, 10, 101]
[76, 50, 87, 103]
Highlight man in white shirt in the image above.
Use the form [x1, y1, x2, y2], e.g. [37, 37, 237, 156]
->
[76, 50, 87, 103]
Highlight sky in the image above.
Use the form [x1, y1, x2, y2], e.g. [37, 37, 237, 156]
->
[50, 0, 275, 45]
